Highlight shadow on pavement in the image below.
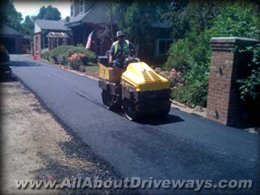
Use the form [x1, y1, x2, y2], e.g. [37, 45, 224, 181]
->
[138, 114, 184, 126]
[11, 60, 42, 67]
[0, 75, 17, 83]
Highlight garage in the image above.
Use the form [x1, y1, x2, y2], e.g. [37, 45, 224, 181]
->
[0, 24, 23, 54]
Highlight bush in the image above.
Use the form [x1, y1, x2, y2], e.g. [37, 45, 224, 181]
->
[164, 30, 212, 107]
[67, 53, 87, 72]
[164, 2, 259, 107]
[237, 45, 260, 101]
[171, 62, 209, 107]
[49, 45, 74, 63]
[42, 48, 50, 61]
[50, 45, 96, 66]
[65, 46, 96, 63]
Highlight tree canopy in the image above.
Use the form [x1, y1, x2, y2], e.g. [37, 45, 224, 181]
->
[1, 0, 23, 31]
[117, 1, 169, 46]
[21, 15, 34, 35]
[1, 1, 62, 35]
[35, 5, 61, 20]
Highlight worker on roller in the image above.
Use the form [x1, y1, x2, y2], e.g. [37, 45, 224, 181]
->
[109, 31, 136, 68]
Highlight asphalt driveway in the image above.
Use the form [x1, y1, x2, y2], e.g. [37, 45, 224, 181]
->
[9, 55, 260, 193]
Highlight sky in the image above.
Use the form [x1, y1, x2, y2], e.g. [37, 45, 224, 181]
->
[13, 0, 70, 20]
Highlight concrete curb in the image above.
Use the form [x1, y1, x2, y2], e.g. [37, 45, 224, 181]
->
[66, 69, 99, 81]
[171, 100, 207, 118]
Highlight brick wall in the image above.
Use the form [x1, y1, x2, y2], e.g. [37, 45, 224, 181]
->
[206, 37, 259, 127]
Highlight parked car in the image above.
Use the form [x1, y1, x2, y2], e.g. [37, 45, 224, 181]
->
[0, 45, 12, 78]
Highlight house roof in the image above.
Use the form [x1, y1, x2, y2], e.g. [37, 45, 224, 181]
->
[35, 19, 70, 31]
[65, 2, 96, 27]
[66, 12, 88, 27]
[65, 2, 117, 27]
[0, 24, 23, 36]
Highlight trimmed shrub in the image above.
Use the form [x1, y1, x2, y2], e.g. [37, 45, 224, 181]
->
[42, 48, 50, 61]
[50, 45, 96, 66]
[67, 53, 87, 72]
[49, 45, 74, 64]
[65, 46, 96, 63]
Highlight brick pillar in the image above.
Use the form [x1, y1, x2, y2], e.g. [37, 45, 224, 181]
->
[206, 37, 259, 127]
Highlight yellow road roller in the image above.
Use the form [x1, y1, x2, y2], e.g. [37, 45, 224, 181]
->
[98, 57, 171, 120]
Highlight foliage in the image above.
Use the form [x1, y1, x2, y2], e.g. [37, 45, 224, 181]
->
[66, 46, 96, 63]
[21, 16, 34, 35]
[49, 46, 96, 68]
[1, 2, 61, 34]
[164, 1, 259, 107]
[103, 1, 119, 42]
[171, 61, 209, 107]
[49, 45, 74, 63]
[165, 30, 212, 72]
[35, 5, 61, 20]
[2, 0, 23, 31]
[238, 67, 260, 100]
[155, 68, 183, 88]
[117, 1, 168, 48]
[42, 48, 50, 61]
[67, 53, 87, 71]
[210, 2, 259, 38]
[164, 29, 213, 107]
[65, 16, 70, 22]
[163, 0, 220, 40]
[237, 46, 260, 101]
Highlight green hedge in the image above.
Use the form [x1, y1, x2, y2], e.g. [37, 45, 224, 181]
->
[49, 45, 96, 65]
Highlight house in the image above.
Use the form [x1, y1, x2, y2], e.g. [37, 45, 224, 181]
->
[65, 1, 117, 56]
[140, 20, 172, 64]
[0, 24, 23, 54]
[33, 19, 72, 54]
[66, 0, 172, 63]
[22, 35, 32, 54]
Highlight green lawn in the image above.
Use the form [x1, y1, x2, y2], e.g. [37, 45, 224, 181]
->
[85, 64, 98, 73]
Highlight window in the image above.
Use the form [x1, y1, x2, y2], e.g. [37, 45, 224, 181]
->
[70, 5, 74, 16]
[155, 39, 173, 55]
[44, 37, 48, 49]
[79, 0, 84, 13]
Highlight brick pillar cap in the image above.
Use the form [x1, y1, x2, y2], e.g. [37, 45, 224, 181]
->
[210, 37, 259, 46]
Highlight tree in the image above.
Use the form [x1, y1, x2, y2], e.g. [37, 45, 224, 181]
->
[210, 2, 259, 38]
[1, 0, 23, 31]
[36, 5, 61, 20]
[161, 0, 189, 40]
[65, 16, 70, 22]
[105, 1, 118, 42]
[162, 0, 220, 40]
[117, 1, 168, 54]
[165, 1, 259, 107]
[21, 15, 34, 35]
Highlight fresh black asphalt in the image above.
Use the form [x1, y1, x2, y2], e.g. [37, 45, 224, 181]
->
[10, 55, 259, 193]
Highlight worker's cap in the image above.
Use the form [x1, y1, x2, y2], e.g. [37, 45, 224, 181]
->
[116, 31, 125, 37]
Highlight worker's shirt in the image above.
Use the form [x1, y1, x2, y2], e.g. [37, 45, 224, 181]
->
[110, 40, 135, 62]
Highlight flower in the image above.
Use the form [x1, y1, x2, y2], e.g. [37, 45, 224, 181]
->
[68, 53, 86, 61]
